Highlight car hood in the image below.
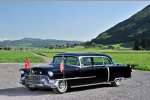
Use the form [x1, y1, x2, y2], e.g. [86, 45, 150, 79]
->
[31, 64, 60, 72]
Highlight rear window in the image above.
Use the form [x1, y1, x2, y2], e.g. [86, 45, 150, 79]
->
[93, 57, 103, 65]
[103, 57, 111, 65]
[93, 57, 112, 66]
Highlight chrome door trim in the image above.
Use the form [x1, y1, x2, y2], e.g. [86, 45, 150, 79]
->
[56, 76, 96, 81]
[70, 82, 109, 88]
[107, 67, 110, 82]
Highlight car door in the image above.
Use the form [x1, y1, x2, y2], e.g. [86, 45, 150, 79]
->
[77, 57, 97, 85]
[64, 56, 81, 78]
[93, 56, 108, 83]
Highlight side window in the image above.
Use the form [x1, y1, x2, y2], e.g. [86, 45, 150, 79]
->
[53, 57, 62, 65]
[81, 57, 92, 67]
[103, 57, 111, 65]
[93, 57, 103, 66]
[65, 57, 80, 66]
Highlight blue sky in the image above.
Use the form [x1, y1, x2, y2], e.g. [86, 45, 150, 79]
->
[0, 1, 150, 41]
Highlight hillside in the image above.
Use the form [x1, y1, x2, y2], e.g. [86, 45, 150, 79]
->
[0, 38, 82, 48]
[91, 5, 150, 45]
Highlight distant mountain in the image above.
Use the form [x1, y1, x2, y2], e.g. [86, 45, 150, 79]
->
[0, 38, 82, 48]
[91, 5, 150, 45]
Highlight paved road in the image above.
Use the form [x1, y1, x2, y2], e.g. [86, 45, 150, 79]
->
[0, 63, 150, 100]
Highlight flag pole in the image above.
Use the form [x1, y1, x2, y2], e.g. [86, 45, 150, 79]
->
[62, 55, 65, 79]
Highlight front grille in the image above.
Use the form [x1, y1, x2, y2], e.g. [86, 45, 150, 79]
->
[28, 75, 49, 84]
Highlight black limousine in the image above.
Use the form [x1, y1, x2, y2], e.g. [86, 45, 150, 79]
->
[19, 52, 132, 93]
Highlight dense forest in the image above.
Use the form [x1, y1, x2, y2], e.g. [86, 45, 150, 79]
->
[134, 37, 150, 50]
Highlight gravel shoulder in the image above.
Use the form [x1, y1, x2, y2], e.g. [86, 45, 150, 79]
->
[0, 63, 150, 100]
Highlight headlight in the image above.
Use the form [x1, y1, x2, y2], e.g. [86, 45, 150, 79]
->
[20, 70, 25, 75]
[48, 71, 54, 77]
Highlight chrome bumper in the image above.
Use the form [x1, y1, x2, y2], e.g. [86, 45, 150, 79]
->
[19, 75, 59, 88]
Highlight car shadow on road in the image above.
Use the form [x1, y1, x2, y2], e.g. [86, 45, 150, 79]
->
[0, 87, 53, 96]
[0, 84, 112, 96]
[68, 84, 112, 93]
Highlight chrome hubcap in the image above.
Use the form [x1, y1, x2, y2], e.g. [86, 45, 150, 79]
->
[115, 78, 121, 86]
[58, 80, 67, 93]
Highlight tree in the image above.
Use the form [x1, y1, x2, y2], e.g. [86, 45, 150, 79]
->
[49, 45, 55, 49]
[134, 38, 142, 50]
[66, 43, 69, 48]
[133, 37, 150, 50]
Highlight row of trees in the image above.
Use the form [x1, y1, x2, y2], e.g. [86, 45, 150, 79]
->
[47, 43, 78, 49]
[0, 47, 35, 50]
[83, 42, 119, 49]
[0, 43, 79, 50]
[133, 37, 150, 50]
[85, 37, 150, 50]
[1, 39, 149, 50]
[0, 47, 11, 50]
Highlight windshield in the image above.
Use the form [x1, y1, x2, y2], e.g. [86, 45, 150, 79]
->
[51, 56, 80, 67]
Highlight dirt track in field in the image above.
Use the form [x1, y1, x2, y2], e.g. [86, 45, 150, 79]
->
[0, 62, 150, 100]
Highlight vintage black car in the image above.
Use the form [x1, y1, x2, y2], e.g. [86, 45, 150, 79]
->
[19, 52, 132, 93]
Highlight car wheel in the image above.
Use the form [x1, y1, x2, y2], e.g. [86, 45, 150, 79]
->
[25, 85, 38, 91]
[111, 78, 122, 87]
[53, 80, 68, 94]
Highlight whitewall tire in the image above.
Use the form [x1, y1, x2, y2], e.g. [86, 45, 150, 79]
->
[111, 78, 122, 87]
[53, 80, 68, 94]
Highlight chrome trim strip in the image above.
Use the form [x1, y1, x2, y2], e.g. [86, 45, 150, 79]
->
[56, 76, 96, 81]
[28, 75, 50, 79]
[107, 67, 110, 82]
[70, 82, 109, 88]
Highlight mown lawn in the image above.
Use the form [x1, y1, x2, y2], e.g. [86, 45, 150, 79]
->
[107, 53, 150, 71]
[33, 47, 150, 71]
[0, 50, 45, 63]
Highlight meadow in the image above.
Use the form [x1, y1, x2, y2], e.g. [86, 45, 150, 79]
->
[33, 46, 150, 71]
[0, 50, 45, 63]
[0, 46, 149, 71]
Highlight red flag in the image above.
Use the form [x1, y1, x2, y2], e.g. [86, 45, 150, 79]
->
[25, 56, 30, 69]
[60, 60, 64, 73]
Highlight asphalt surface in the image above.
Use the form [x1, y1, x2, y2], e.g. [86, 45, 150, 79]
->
[0, 63, 150, 100]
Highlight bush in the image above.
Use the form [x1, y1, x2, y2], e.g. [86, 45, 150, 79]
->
[107, 45, 115, 49]
[3, 47, 12, 50]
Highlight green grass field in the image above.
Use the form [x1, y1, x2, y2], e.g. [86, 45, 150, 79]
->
[107, 53, 150, 71]
[33, 47, 150, 71]
[0, 50, 45, 63]
[0, 46, 149, 71]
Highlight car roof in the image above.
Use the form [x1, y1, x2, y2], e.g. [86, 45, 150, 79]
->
[55, 52, 112, 60]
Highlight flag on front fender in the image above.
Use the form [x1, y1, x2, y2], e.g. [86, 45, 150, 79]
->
[60, 58, 64, 73]
[25, 56, 30, 69]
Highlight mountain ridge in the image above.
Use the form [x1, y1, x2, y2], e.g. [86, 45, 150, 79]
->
[91, 4, 150, 45]
[0, 38, 82, 48]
